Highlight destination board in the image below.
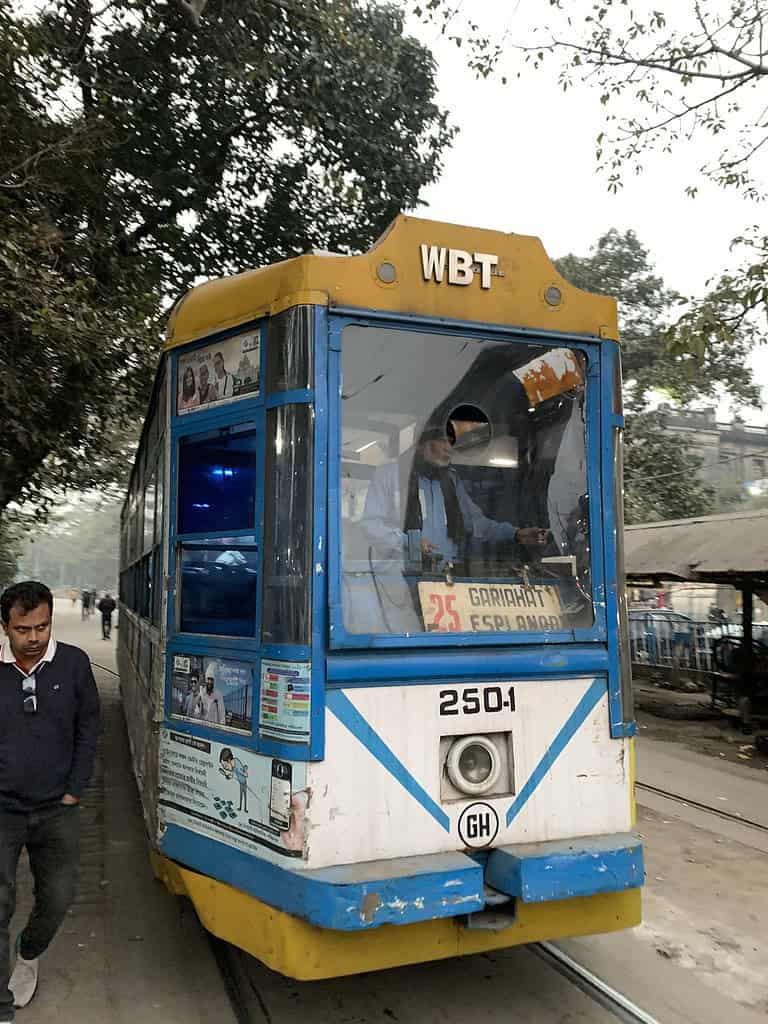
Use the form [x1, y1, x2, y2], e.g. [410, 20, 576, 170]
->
[417, 581, 567, 633]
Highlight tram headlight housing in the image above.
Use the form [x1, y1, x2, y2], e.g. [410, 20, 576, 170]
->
[446, 735, 502, 796]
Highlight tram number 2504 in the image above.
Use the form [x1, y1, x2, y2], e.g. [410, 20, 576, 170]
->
[439, 686, 516, 716]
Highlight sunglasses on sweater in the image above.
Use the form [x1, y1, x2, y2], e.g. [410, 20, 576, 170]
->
[22, 673, 37, 714]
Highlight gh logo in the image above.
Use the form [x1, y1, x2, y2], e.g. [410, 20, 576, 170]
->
[458, 802, 500, 849]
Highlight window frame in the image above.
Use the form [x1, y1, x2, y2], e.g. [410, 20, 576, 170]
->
[168, 408, 266, 648]
[327, 312, 608, 651]
[163, 312, 326, 761]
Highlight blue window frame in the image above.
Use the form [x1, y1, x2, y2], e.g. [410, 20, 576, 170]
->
[179, 541, 260, 637]
[327, 313, 607, 650]
[164, 311, 326, 761]
[177, 427, 258, 535]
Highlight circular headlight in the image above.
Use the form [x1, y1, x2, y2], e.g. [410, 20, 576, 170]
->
[446, 735, 501, 795]
[459, 744, 493, 785]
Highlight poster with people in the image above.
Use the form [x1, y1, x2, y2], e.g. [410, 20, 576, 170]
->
[177, 329, 260, 415]
[170, 653, 254, 735]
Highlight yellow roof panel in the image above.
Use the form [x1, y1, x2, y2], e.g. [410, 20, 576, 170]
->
[164, 215, 618, 349]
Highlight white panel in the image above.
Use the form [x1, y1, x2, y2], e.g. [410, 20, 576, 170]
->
[305, 679, 631, 870]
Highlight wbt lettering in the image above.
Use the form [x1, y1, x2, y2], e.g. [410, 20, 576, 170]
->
[419, 245, 499, 289]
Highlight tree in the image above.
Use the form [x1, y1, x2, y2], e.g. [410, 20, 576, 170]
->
[555, 229, 760, 521]
[415, 0, 768, 355]
[0, 520, 21, 590]
[0, 0, 453, 519]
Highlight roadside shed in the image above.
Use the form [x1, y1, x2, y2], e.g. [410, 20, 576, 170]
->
[624, 509, 768, 594]
[624, 509, 768, 712]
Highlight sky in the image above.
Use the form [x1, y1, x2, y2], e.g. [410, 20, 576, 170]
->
[404, 2, 768, 423]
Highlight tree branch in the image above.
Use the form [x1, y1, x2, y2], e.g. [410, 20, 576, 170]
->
[612, 76, 757, 141]
[537, 39, 765, 82]
[711, 43, 768, 74]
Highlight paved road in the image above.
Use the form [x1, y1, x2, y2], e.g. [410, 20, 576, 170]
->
[9, 600, 236, 1024]
[50, 599, 768, 1023]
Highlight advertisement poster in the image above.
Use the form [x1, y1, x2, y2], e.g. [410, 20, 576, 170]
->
[158, 731, 308, 861]
[170, 653, 254, 735]
[417, 581, 566, 633]
[259, 660, 311, 742]
[177, 329, 260, 415]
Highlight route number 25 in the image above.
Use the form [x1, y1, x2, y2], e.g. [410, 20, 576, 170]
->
[427, 593, 460, 631]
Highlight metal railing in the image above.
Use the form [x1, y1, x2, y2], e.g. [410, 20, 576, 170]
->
[629, 614, 730, 674]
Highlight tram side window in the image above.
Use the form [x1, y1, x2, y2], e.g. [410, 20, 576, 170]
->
[120, 446, 165, 627]
[266, 306, 313, 392]
[143, 471, 156, 554]
[177, 428, 257, 535]
[262, 404, 313, 645]
[178, 540, 259, 637]
[176, 426, 259, 638]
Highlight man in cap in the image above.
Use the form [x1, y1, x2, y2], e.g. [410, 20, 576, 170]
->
[200, 662, 226, 726]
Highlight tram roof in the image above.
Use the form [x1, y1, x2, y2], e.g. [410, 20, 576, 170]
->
[164, 215, 618, 349]
[624, 509, 768, 587]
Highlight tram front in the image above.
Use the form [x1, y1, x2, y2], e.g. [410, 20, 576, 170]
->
[320, 311, 642, 945]
[153, 216, 642, 979]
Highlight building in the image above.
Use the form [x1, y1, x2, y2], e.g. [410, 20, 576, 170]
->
[658, 405, 768, 507]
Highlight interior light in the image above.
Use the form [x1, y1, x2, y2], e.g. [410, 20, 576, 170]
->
[355, 440, 378, 454]
[489, 457, 516, 468]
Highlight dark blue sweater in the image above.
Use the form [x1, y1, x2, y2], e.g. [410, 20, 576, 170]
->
[0, 642, 101, 811]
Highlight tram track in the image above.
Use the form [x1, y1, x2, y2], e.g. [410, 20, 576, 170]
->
[213, 934, 660, 1024]
[635, 780, 768, 833]
[531, 942, 661, 1024]
[90, 660, 120, 678]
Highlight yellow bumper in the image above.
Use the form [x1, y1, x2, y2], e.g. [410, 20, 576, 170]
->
[151, 852, 641, 980]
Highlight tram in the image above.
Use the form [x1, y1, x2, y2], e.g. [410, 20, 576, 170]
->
[117, 215, 643, 979]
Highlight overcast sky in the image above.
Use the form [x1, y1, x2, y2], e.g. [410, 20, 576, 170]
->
[404, 2, 768, 423]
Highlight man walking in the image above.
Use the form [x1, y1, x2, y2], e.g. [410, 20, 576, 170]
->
[97, 593, 116, 640]
[0, 581, 100, 1021]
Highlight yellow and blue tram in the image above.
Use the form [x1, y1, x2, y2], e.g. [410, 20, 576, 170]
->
[117, 216, 643, 979]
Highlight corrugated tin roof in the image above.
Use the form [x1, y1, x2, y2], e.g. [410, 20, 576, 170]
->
[624, 509, 768, 584]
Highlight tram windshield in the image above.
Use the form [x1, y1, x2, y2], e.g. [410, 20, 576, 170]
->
[340, 325, 594, 637]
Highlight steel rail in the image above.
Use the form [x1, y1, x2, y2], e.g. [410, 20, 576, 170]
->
[531, 941, 661, 1024]
[90, 660, 121, 678]
[636, 780, 768, 833]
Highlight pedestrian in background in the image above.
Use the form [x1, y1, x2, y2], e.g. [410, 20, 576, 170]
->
[97, 594, 116, 640]
[0, 581, 100, 1021]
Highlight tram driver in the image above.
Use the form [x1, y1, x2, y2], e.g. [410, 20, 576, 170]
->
[350, 416, 550, 634]
[362, 420, 549, 572]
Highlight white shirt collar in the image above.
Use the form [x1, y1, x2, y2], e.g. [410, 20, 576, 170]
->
[1, 636, 57, 672]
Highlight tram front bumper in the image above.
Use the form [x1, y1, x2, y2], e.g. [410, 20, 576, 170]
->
[296, 832, 643, 930]
[485, 832, 644, 904]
